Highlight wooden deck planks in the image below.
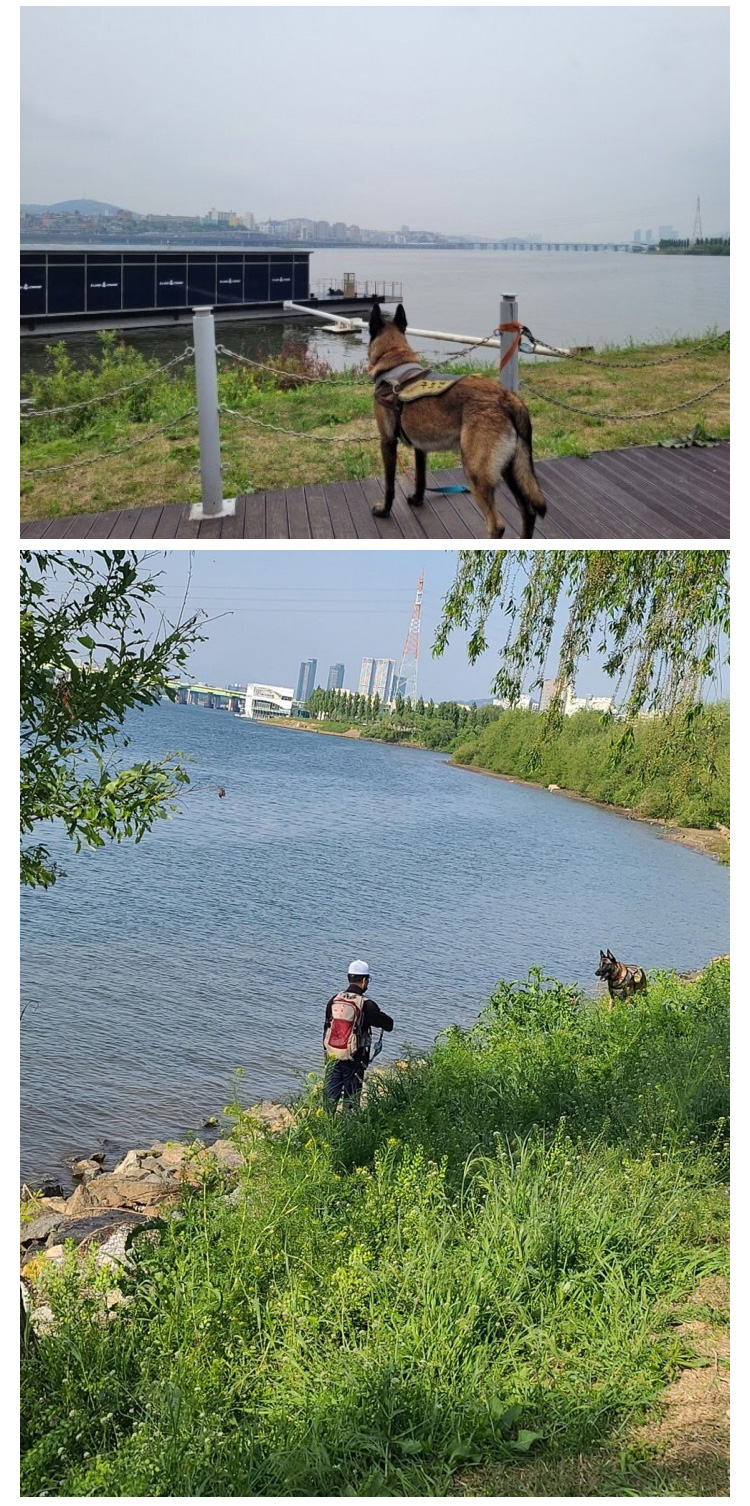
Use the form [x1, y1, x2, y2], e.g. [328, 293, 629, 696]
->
[21, 442, 729, 542]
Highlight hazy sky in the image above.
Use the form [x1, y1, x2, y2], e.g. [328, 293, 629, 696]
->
[21, 5, 729, 239]
[140, 549, 703, 703]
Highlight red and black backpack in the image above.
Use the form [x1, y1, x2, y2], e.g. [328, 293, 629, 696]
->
[323, 991, 365, 1060]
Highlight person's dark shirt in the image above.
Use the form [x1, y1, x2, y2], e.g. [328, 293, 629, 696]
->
[324, 981, 394, 1065]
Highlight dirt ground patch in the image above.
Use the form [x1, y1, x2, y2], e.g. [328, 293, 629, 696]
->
[633, 1275, 729, 1489]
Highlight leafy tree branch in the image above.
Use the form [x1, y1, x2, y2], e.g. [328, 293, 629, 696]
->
[21, 551, 205, 888]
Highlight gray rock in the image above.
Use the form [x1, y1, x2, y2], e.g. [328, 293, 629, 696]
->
[20, 1212, 64, 1246]
[55, 1210, 148, 1248]
[111, 1149, 144, 1176]
[206, 1139, 244, 1171]
[72, 1157, 104, 1183]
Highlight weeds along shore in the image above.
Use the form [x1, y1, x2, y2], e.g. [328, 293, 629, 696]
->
[20, 330, 730, 520]
[21, 961, 729, 1497]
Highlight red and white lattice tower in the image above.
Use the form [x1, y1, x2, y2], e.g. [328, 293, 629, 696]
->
[397, 571, 424, 704]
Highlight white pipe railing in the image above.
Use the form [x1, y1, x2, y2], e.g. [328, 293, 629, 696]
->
[282, 298, 569, 395]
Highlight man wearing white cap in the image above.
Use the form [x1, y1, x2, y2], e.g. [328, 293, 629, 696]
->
[323, 960, 394, 1108]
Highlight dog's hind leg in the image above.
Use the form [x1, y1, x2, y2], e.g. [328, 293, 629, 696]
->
[502, 454, 544, 538]
[372, 435, 398, 516]
[504, 424, 546, 538]
[407, 448, 426, 506]
[461, 429, 515, 538]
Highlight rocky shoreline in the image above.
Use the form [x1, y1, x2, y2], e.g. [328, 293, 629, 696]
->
[20, 1103, 294, 1330]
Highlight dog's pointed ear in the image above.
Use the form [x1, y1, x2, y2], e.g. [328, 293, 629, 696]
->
[393, 303, 408, 333]
[369, 303, 384, 338]
[607, 949, 615, 960]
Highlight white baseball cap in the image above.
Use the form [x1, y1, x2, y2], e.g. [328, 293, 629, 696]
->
[348, 959, 370, 977]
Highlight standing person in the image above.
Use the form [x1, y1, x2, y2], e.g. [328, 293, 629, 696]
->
[323, 960, 394, 1109]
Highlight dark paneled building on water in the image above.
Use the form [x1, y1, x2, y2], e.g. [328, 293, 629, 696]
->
[20, 246, 312, 331]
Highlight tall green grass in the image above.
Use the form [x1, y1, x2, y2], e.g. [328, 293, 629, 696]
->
[21, 962, 729, 1496]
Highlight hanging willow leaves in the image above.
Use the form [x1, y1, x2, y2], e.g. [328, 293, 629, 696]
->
[433, 549, 729, 725]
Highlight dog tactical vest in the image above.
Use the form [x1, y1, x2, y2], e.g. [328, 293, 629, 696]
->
[324, 991, 365, 1060]
[611, 965, 647, 1000]
[374, 364, 464, 405]
[374, 364, 465, 444]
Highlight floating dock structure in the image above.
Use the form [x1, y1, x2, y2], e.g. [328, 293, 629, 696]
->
[20, 245, 399, 336]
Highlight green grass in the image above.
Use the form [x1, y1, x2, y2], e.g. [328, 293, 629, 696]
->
[21, 961, 729, 1496]
[20, 329, 729, 520]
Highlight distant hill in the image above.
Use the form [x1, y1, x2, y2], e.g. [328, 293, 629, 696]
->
[21, 199, 127, 216]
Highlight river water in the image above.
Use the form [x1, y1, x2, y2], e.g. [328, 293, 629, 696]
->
[20, 248, 730, 378]
[20, 702, 729, 1183]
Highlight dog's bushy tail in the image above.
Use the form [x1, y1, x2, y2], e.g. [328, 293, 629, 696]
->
[511, 436, 546, 516]
[511, 403, 546, 515]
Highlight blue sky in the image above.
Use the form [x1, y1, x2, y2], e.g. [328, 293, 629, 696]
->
[146, 548, 702, 703]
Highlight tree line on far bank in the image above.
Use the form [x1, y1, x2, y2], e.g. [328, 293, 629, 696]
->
[658, 237, 730, 255]
[302, 690, 729, 831]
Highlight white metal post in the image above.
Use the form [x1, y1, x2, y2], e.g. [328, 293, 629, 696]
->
[190, 306, 235, 520]
[499, 294, 519, 393]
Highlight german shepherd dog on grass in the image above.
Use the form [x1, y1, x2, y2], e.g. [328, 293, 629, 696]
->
[368, 303, 546, 537]
[595, 949, 648, 1004]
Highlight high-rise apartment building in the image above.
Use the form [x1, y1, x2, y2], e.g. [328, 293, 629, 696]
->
[295, 659, 317, 704]
[358, 658, 375, 695]
[327, 663, 345, 691]
[372, 658, 394, 702]
[539, 678, 571, 713]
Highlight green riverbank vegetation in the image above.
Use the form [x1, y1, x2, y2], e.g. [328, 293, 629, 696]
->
[21, 961, 729, 1497]
[20, 329, 729, 521]
[300, 693, 729, 836]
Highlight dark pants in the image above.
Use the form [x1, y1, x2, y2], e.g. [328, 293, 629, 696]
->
[324, 1057, 364, 1108]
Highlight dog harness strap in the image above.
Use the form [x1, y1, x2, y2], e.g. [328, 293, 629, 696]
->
[373, 362, 426, 389]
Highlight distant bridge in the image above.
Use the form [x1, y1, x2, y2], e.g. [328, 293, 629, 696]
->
[466, 240, 640, 253]
[169, 682, 245, 711]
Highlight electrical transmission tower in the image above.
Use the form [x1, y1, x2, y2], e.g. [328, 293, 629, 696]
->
[692, 195, 703, 244]
[397, 570, 424, 704]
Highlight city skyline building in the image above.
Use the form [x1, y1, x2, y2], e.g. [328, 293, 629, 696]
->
[539, 678, 570, 713]
[358, 657, 375, 696]
[327, 663, 345, 691]
[295, 658, 317, 704]
[372, 658, 395, 703]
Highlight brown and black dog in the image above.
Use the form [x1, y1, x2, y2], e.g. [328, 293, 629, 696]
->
[595, 948, 648, 1004]
[368, 303, 546, 537]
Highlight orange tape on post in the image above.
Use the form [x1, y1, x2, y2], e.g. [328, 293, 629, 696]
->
[496, 321, 523, 372]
